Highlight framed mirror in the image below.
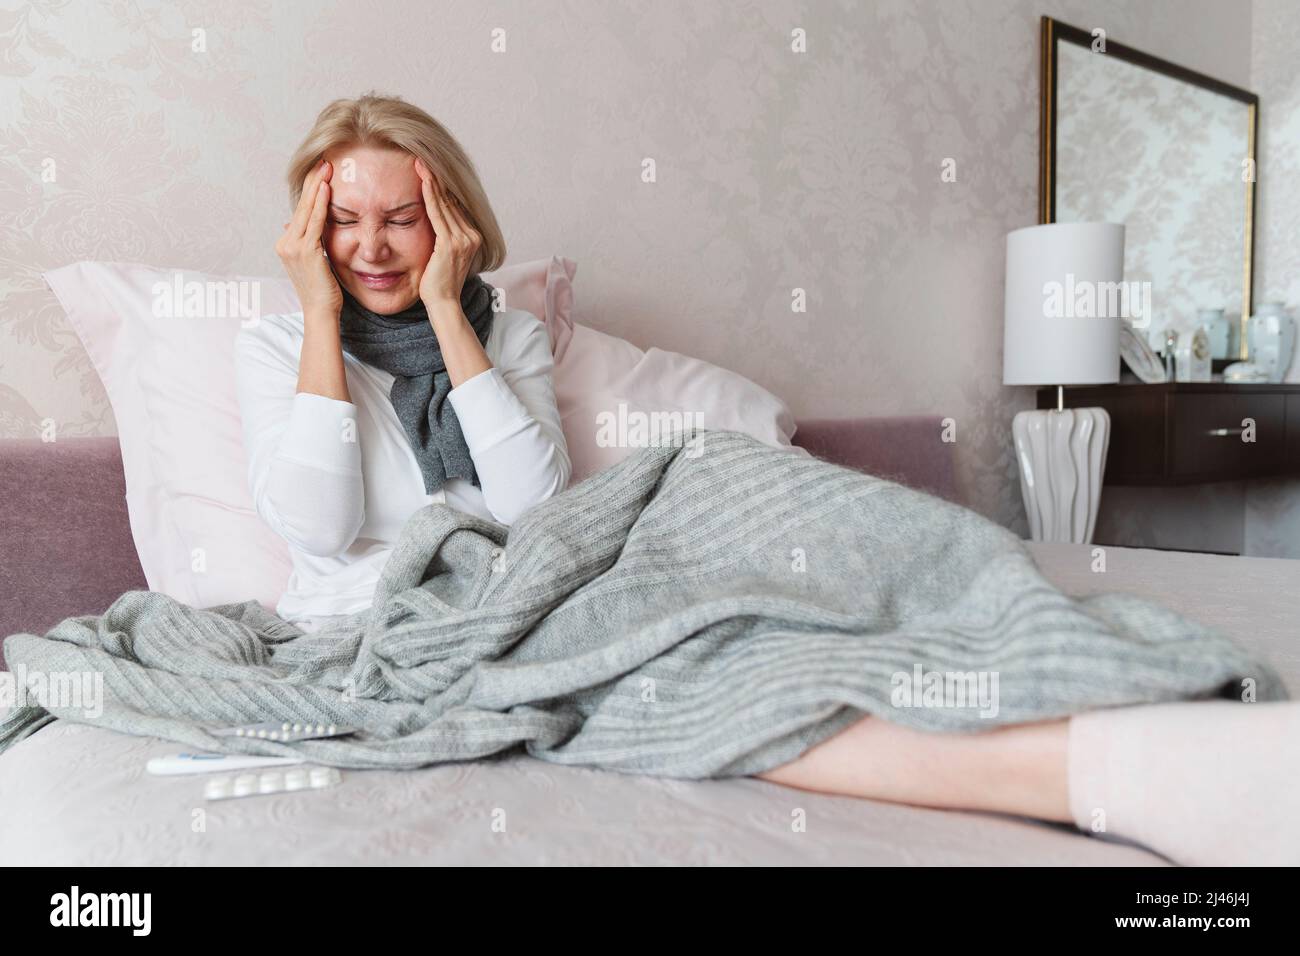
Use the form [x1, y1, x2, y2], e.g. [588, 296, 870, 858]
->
[1039, 16, 1258, 362]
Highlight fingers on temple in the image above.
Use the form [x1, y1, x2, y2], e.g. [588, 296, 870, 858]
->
[446, 192, 475, 240]
[305, 177, 330, 242]
[415, 157, 472, 247]
[422, 167, 454, 239]
[291, 161, 330, 236]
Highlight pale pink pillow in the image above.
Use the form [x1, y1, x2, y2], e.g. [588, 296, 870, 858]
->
[489, 258, 797, 483]
[554, 329, 797, 483]
[484, 255, 576, 362]
[45, 261, 301, 611]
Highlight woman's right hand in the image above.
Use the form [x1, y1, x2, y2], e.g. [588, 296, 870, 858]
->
[276, 159, 343, 317]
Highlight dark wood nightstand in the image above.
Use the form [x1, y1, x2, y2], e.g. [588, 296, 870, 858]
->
[1036, 383, 1300, 486]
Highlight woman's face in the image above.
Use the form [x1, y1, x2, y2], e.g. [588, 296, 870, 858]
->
[320, 143, 435, 315]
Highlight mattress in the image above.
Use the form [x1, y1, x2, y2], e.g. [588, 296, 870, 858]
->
[2, 541, 1295, 866]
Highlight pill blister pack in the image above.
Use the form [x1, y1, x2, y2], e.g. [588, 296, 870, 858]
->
[204, 765, 342, 801]
[209, 721, 356, 742]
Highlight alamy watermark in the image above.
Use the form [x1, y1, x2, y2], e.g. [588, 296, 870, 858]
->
[49, 886, 150, 936]
[0, 665, 104, 718]
[890, 664, 1000, 718]
[1042, 273, 1152, 330]
[595, 402, 705, 457]
[151, 273, 263, 328]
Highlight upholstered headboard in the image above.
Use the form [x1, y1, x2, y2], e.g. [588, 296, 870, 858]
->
[0, 416, 959, 665]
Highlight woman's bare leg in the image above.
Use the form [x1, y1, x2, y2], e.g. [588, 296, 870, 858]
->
[754, 701, 1300, 865]
[754, 713, 1072, 823]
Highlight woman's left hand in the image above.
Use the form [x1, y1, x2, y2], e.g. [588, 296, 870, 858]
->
[414, 156, 481, 306]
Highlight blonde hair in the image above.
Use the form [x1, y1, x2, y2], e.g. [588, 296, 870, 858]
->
[287, 92, 506, 273]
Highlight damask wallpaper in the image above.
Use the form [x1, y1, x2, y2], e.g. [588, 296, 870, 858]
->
[1, 0, 1293, 554]
[1055, 41, 1250, 347]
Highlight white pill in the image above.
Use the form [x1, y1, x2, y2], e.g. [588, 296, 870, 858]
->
[327, 724, 337, 735]
[315, 723, 325, 734]
[233, 774, 256, 796]
[235, 728, 245, 737]
[284, 769, 309, 791]
[292, 723, 302, 732]
[281, 722, 291, 732]
[309, 766, 336, 788]
[259, 772, 282, 794]
[204, 778, 232, 800]
[257, 729, 268, 738]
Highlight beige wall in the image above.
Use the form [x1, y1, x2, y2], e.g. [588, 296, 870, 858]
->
[0, 0, 1291, 551]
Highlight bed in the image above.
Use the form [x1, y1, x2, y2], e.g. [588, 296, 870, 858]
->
[2, 417, 1295, 865]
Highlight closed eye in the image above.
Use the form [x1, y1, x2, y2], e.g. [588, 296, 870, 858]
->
[327, 218, 415, 227]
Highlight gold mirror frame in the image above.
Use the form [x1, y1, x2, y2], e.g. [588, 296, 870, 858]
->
[1039, 15, 1259, 362]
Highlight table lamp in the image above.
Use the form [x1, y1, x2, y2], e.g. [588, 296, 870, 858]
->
[1002, 221, 1123, 543]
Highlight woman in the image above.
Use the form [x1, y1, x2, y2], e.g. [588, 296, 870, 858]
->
[234, 94, 571, 633]
[236, 94, 1296, 867]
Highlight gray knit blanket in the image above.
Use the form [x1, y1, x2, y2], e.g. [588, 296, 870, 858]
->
[0, 430, 1286, 777]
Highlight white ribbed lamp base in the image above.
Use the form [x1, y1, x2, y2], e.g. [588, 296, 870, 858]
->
[1011, 407, 1110, 544]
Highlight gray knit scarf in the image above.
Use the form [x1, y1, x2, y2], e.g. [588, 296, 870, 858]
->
[335, 274, 496, 494]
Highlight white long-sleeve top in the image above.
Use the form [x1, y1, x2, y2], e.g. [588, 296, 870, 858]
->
[233, 306, 570, 624]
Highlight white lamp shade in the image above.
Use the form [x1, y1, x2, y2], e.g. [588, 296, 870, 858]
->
[1002, 221, 1124, 386]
